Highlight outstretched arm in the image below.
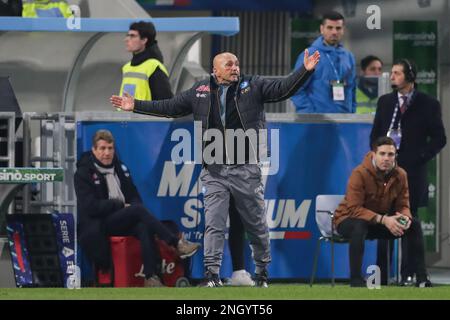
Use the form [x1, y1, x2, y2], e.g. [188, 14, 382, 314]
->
[110, 90, 193, 118]
[111, 92, 135, 111]
[261, 49, 320, 103]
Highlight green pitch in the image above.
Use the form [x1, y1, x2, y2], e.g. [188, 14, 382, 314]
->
[1, 284, 450, 300]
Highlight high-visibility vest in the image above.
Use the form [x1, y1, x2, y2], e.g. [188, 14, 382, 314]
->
[356, 87, 378, 115]
[119, 58, 169, 101]
[22, 0, 72, 18]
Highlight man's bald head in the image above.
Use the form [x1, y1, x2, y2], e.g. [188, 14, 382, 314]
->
[213, 52, 240, 84]
[213, 52, 237, 68]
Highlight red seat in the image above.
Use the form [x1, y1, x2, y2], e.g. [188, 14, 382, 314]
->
[110, 236, 145, 287]
[97, 236, 186, 287]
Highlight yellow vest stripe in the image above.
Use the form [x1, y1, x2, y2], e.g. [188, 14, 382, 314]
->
[123, 72, 149, 81]
[119, 59, 169, 102]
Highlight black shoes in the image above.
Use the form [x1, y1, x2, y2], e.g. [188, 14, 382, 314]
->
[416, 276, 432, 288]
[400, 276, 415, 287]
[198, 270, 223, 287]
[400, 275, 432, 288]
[200, 269, 270, 288]
[255, 269, 269, 288]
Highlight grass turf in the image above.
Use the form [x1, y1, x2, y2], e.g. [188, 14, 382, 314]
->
[1, 284, 450, 300]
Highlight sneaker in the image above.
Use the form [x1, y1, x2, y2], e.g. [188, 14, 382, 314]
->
[144, 275, 165, 287]
[400, 276, 415, 287]
[230, 270, 255, 286]
[177, 238, 201, 259]
[198, 271, 223, 288]
[255, 269, 269, 288]
[416, 277, 432, 288]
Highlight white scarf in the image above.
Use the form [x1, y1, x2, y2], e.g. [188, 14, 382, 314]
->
[94, 163, 126, 205]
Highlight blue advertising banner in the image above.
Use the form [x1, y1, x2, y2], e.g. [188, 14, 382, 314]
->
[6, 213, 76, 287]
[77, 120, 376, 279]
[52, 213, 76, 288]
[6, 221, 33, 287]
[138, 0, 313, 12]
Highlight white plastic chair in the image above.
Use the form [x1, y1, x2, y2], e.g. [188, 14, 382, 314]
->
[310, 195, 398, 287]
[310, 195, 346, 287]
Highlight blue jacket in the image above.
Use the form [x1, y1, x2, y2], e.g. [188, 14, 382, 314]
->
[291, 36, 356, 113]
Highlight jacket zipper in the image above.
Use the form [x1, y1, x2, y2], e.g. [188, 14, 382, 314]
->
[203, 93, 211, 167]
[234, 96, 258, 164]
[216, 89, 230, 164]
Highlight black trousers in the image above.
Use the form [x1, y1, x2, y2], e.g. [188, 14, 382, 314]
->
[104, 204, 178, 279]
[400, 170, 428, 279]
[376, 238, 395, 285]
[377, 182, 427, 281]
[377, 209, 422, 282]
[337, 218, 427, 282]
[228, 196, 246, 271]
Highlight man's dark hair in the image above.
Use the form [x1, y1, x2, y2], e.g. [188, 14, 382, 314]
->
[361, 55, 383, 71]
[321, 11, 345, 24]
[371, 136, 397, 152]
[393, 58, 417, 83]
[93, 130, 114, 148]
[129, 21, 157, 48]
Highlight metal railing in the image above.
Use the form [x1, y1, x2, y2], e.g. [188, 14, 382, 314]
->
[22, 113, 76, 214]
[0, 112, 15, 168]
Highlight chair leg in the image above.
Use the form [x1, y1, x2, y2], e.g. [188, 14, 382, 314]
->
[387, 240, 391, 286]
[396, 238, 401, 285]
[310, 238, 322, 287]
[331, 238, 335, 287]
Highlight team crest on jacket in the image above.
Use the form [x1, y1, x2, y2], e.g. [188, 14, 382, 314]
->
[196, 85, 210, 92]
[121, 164, 130, 177]
[240, 81, 249, 89]
[240, 81, 250, 94]
[92, 173, 100, 184]
[196, 85, 209, 98]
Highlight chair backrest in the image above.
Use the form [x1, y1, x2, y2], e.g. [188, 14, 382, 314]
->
[315, 195, 345, 238]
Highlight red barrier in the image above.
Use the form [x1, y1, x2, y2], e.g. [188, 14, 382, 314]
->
[109, 236, 144, 287]
[97, 236, 187, 287]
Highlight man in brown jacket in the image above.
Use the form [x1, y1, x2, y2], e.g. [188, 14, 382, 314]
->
[334, 136, 431, 287]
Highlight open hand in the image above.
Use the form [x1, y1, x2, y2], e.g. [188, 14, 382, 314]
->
[110, 92, 135, 111]
[303, 49, 320, 71]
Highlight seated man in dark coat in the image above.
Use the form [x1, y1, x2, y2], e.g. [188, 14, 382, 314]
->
[74, 129, 200, 287]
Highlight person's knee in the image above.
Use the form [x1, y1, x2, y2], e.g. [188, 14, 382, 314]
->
[246, 230, 270, 246]
[132, 204, 147, 213]
[128, 204, 150, 218]
[135, 221, 147, 232]
[205, 224, 226, 235]
[349, 219, 369, 238]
